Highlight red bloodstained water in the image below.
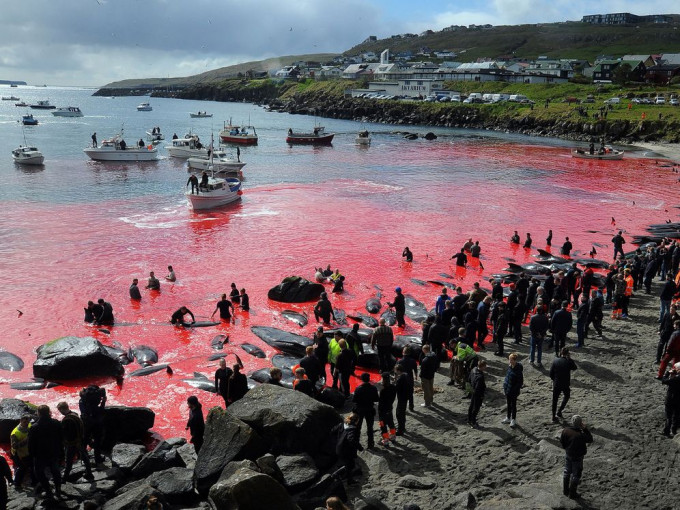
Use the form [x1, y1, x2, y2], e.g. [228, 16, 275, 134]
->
[0, 140, 677, 442]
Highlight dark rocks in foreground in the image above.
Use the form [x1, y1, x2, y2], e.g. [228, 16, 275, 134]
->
[33, 336, 124, 380]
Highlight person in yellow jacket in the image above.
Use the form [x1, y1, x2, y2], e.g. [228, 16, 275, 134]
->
[328, 331, 343, 390]
[10, 415, 35, 489]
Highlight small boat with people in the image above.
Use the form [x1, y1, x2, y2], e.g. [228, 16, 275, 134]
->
[146, 127, 164, 142]
[29, 100, 55, 109]
[137, 102, 153, 111]
[52, 106, 83, 117]
[84, 131, 158, 161]
[571, 143, 624, 160]
[187, 156, 246, 175]
[21, 114, 38, 126]
[356, 129, 371, 145]
[190, 111, 213, 118]
[219, 120, 258, 145]
[286, 125, 334, 145]
[2, 96, 20, 101]
[186, 135, 242, 210]
[165, 132, 213, 158]
[12, 145, 44, 165]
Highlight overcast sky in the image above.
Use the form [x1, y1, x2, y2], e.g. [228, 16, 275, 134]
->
[0, 0, 677, 87]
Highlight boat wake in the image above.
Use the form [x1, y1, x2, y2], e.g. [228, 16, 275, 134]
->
[119, 207, 187, 229]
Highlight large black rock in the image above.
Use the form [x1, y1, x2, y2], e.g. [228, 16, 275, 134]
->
[131, 440, 186, 479]
[268, 276, 325, 303]
[208, 461, 298, 510]
[103, 406, 155, 451]
[33, 336, 124, 380]
[0, 398, 36, 442]
[194, 407, 267, 494]
[228, 384, 341, 463]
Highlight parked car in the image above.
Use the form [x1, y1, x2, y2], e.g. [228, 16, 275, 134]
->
[655, 97, 666, 105]
[582, 96, 595, 103]
[670, 98, 679, 106]
[604, 97, 620, 105]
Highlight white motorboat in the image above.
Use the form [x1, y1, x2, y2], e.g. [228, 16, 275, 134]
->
[52, 106, 83, 117]
[165, 133, 210, 158]
[190, 111, 213, 118]
[12, 145, 44, 165]
[146, 128, 164, 141]
[187, 156, 246, 174]
[137, 102, 152, 111]
[83, 133, 158, 161]
[186, 175, 242, 210]
[356, 130, 371, 145]
[571, 148, 624, 160]
[29, 100, 55, 109]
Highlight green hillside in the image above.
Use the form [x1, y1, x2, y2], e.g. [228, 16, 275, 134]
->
[102, 53, 337, 89]
[347, 19, 680, 62]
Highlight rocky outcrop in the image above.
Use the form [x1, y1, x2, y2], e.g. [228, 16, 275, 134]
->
[208, 460, 299, 510]
[0, 398, 36, 442]
[33, 336, 124, 380]
[268, 276, 325, 303]
[275, 453, 319, 492]
[130, 440, 186, 479]
[228, 384, 341, 466]
[103, 406, 155, 449]
[194, 408, 268, 494]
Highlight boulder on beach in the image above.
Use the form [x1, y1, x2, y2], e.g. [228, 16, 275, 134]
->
[103, 406, 155, 450]
[275, 453, 319, 492]
[209, 460, 298, 510]
[194, 408, 267, 494]
[0, 398, 36, 442]
[33, 336, 124, 380]
[267, 276, 325, 303]
[228, 384, 341, 464]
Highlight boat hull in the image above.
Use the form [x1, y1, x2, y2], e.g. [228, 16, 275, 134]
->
[187, 157, 246, 172]
[29, 105, 55, 110]
[219, 134, 258, 145]
[286, 134, 334, 145]
[571, 149, 624, 160]
[356, 137, 371, 145]
[83, 148, 158, 161]
[52, 110, 83, 117]
[12, 155, 44, 165]
[190, 114, 213, 118]
[166, 147, 209, 159]
[186, 192, 241, 210]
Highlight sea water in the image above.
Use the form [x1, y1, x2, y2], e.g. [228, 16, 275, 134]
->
[0, 86, 677, 438]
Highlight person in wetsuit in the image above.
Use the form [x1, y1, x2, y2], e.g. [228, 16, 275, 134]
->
[239, 288, 249, 311]
[171, 306, 195, 326]
[229, 283, 241, 305]
[211, 294, 234, 322]
[402, 247, 413, 262]
[387, 287, 406, 327]
[95, 298, 114, 325]
[451, 248, 468, 267]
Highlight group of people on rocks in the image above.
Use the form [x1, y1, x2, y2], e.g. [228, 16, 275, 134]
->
[6, 385, 107, 503]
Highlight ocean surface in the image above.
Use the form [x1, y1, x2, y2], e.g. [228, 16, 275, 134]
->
[0, 86, 678, 440]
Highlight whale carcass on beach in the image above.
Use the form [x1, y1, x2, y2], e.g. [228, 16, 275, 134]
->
[250, 326, 313, 357]
[0, 351, 24, 372]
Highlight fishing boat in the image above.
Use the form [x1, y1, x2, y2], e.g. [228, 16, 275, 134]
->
[165, 132, 211, 158]
[146, 128, 164, 142]
[286, 125, 334, 145]
[29, 100, 55, 109]
[356, 130, 371, 145]
[21, 114, 38, 126]
[187, 156, 246, 175]
[571, 148, 624, 160]
[15, 102, 28, 107]
[219, 119, 258, 145]
[2, 96, 20, 101]
[12, 145, 44, 165]
[137, 102, 153, 111]
[84, 132, 158, 161]
[190, 111, 213, 118]
[186, 135, 242, 210]
[52, 106, 83, 117]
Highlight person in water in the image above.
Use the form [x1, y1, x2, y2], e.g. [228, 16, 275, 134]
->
[562, 237, 573, 256]
[129, 279, 141, 300]
[165, 265, 176, 282]
[146, 271, 160, 290]
[211, 294, 234, 322]
[239, 288, 250, 311]
[171, 306, 195, 326]
[547, 229, 553, 246]
[511, 230, 520, 244]
[402, 247, 413, 262]
[451, 248, 468, 267]
[523, 233, 532, 248]
[95, 298, 114, 325]
[229, 282, 241, 305]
